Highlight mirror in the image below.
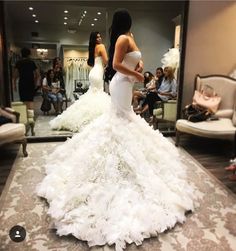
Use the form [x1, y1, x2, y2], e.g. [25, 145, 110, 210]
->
[4, 1, 186, 139]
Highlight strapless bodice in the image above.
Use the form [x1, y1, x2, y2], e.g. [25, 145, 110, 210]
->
[89, 56, 104, 91]
[109, 51, 142, 115]
[94, 56, 103, 66]
[122, 51, 141, 70]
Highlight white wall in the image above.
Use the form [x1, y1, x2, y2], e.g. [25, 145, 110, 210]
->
[183, 1, 236, 106]
[130, 10, 176, 74]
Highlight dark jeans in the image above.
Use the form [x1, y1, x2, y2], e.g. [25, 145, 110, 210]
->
[146, 92, 162, 116]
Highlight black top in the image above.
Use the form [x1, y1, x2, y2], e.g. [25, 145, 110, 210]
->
[15, 58, 37, 86]
[155, 76, 164, 90]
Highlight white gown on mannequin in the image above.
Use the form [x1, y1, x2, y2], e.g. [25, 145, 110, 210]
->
[50, 57, 111, 132]
[37, 51, 195, 251]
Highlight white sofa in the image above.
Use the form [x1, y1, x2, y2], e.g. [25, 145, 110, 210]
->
[176, 74, 236, 155]
[0, 107, 28, 157]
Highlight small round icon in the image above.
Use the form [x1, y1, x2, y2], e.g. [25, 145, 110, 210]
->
[9, 225, 26, 242]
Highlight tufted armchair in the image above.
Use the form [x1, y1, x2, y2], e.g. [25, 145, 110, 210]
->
[0, 107, 28, 157]
[176, 74, 236, 156]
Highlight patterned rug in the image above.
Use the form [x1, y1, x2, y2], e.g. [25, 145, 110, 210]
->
[0, 142, 236, 251]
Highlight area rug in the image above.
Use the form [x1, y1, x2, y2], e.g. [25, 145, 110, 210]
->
[0, 142, 236, 251]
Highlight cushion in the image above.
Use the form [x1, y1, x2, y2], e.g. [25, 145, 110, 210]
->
[176, 118, 236, 139]
[153, 108, 163, 117]
[0, 123, 25, 145]
[215, 109, 233, 118]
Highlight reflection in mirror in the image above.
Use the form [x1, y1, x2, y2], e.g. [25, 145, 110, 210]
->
[4, 1, 186, 139]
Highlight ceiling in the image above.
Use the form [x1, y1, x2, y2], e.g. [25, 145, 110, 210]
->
[4, 1, 184, 49]
[5, 1, 107, 32]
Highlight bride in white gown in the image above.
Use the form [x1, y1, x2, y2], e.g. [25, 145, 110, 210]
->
[37, 9, 196, 251]
[50, 32, 110, 132]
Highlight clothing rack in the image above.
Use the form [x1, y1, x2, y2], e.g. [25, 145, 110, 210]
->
[65, 57, 87, 63]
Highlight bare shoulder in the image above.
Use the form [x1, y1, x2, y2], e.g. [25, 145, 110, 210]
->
[117, 34, 129, 43]
[97, 43, 105, 49]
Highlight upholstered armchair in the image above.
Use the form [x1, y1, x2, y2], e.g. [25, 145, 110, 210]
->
[11, 102, 35, 136]
[176, 75, 236, 156]
[153, 99, 177, 130]
[0, 107, 28, 157]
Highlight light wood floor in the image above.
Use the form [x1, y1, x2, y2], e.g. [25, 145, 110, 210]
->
[0, 135, 235, 197]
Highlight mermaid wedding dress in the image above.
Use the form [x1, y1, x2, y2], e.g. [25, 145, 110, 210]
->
[50, 57, 110, 132]
[37, 51, 195, 251]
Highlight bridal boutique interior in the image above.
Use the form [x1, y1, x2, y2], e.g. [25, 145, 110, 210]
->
[2, 0, 186, 138]
[1, 1, 236, 251]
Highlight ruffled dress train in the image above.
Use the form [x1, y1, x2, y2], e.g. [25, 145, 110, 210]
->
[37, 51, 196, 251]
[50, 57, 110, 132]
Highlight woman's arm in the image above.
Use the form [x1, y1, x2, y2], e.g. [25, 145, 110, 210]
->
[135, 60, 144, 73]
[42, 78, 51, 92]
[146, 79, 156, 90]
[170, 79, 177, 98]
[113, 35, 144, 82]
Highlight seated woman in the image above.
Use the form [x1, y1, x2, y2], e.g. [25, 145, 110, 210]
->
[135, 67, 164, 114]
[154, 67, 164, 90]
[42, 69, 64, 115]
[137, 66, 177, 122]
[132, 71, 155, 109]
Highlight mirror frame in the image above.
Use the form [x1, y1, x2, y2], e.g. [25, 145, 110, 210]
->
[0, 0, 190, 140]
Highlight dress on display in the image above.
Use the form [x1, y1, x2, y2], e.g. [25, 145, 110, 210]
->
[37, 51, 195, 251]
[161, 48, 180, 79]
[50, 57, 111, 132]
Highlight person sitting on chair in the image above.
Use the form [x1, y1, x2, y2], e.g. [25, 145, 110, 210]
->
[42, 69, 64, 115]
[133, 71, 155, 110]
[137, 66, 177, 123]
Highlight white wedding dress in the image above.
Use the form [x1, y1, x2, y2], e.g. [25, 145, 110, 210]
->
[50, 57, 111, 132]
[37, 51, 195, 251]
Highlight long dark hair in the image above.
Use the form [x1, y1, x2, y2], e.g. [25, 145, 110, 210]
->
[105, 9, 132, 81]
[87, 31, 99, 67]
[46, 69, 54, 87]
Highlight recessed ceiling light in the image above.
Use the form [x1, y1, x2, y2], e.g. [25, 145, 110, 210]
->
[32, 14, 36, 17]
[64, 22, 67, 25]
[35, 20, 39, 23]
[64, 10, 68, 13]
[91, 23, 94, 26]
[64, 17, 68, 20]
[84, 10, 87, 13]
[97, 12, 101, 15]
[29, 7, 33, 11]
[94, 18, 98, 21]
[83, 14, 86, 17]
